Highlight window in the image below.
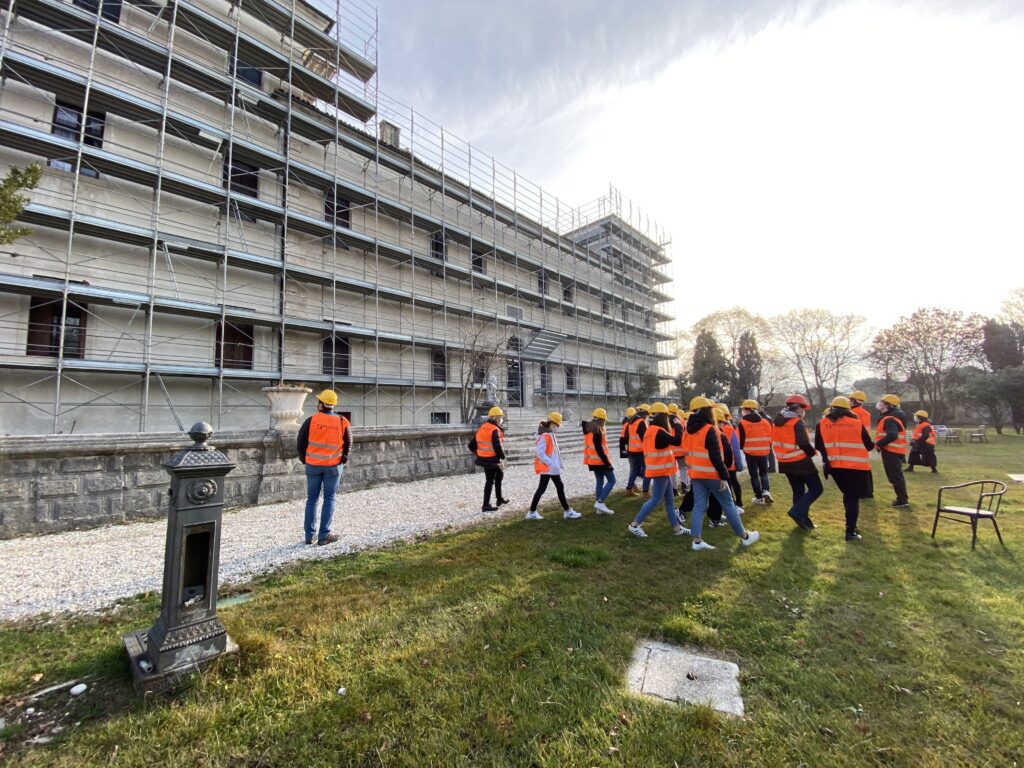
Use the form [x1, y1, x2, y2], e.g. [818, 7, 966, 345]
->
[48, 102, 105, 178]
[325, 186, 351, 229]
[27, 296, 87, 358]
[216, 321, 254, 370]
[223, 157, 259, 223]
[602, 296, 611, 316]
[322, 335, 350, 376]
[430, 411, 450, 425]
[431, 349, 447, 382]
[472, 251, 485, 274]
[505, 304, 523, 321]
[621, 305, 630, 324]
[562, 281, 574, 303]
[430, 230, 446, 261]
[565, 365, 576, 391]
[473, 365, 486, 384]
[605, 371, 613, 393]
[73, 0, 122, 23]
[231, 55, 262, 88]
[539, 363, 549, 391]
[538, 271, 548, 295]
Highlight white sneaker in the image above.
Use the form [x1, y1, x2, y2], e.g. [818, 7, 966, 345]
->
[525, 511, 543, 520]
[628, 523, 648, 538]
[735, 506, 745, 515]
[673, 525, 691, 536]
[563, 508, 582, 519]
[692, 540, 716, 551]
[595, 502, 615, 515]
[763, 492, 774, 503]
[740, 530, 760, 547]
[752, 498, 766, 505]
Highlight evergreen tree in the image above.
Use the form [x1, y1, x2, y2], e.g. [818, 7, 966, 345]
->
[982, 319, 1024, 370]
[732, 331, 762, 403]
[0, 163, 42, 245]
[691, 329, 734, 400]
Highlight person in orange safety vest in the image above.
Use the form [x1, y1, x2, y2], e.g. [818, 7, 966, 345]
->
[297, 389, 351, 545]
[816, 396, 874, 541]
[906, 409, 938, 474]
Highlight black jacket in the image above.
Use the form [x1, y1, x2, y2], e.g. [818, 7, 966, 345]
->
[297, 411, 351, 465]
[772, 408, 816, 475]
[875, 407, 907, 449]
[686, 410, 729, 481]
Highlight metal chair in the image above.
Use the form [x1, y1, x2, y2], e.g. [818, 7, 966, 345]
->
[944, 427, 962, 446]
[969, 424, 989, 443]
[931, 480, 1008, 549]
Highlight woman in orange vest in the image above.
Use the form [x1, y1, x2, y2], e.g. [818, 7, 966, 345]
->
[618, 407, 636, 459]
[848, 390, 875, 499]
[702, 407, 741, 529]
[627, 402, 688, 538]
[296, 389, 350, 546]
[875, 394, 909, 507]
[815, 396, 875, 541]
[474, 406, 509, 513]
[624, 404, 651, 496]
[772, 393, 822, 530]
[583, 407, 616, 515]
[738, 399, 774, 505]
[906, 409, 938, 473]
[527, 412, 580, 520]
[683, 397, 760, 550]
[715, 403, 745, 511]
[668, 403, 689, 493]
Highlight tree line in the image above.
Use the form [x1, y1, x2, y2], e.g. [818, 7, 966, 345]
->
[675, 292, 1024, 433]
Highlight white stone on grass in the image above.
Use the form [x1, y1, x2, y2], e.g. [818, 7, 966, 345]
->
[627, 640, 744, 717]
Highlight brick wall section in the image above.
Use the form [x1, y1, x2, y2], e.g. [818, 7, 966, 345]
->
[0, 425, 475, 539]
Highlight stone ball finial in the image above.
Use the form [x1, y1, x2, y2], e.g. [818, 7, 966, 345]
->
[188, 422, 214, 448]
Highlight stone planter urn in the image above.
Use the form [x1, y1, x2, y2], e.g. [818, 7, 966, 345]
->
[262, 385, 312, 430]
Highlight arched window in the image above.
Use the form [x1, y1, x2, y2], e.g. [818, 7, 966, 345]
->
[322, 335, 350, 376]
[431, 349, 447, 382]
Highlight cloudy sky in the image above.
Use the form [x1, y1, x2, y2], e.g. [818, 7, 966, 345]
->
[371, 0, 1024, 331]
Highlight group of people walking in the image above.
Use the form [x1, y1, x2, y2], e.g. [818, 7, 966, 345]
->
[295, 387, 939, 548]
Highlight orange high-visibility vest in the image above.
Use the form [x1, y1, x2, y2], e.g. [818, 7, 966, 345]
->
[619, 420, 629, 442]
[643, 425, 677, 478]
[876, 415, 907, 454]
[475, 421, 502, 460]
[683, 423, 720, 480]
[740, 418, 773, 457]
[670, 417, 686, 459]
[772, 417, 808, 464]
[534, 432, 556, 474]
[720, 422, 737, 471]
[851, 405, 872, 433]
[627, 418, 644, 453]
[584, 429, 609, 467]
[818, 416, 871, 470]
[912, 421, 936, 446]
[305, 412, 349, 466]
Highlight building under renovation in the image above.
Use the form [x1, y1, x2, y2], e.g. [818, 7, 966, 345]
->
[0, 0, 675, 435]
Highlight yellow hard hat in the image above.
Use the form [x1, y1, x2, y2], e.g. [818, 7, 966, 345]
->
[683, 411, 693, 419]
[488, 406, 504, 418]
[689, 395, 714, 410]
[830, 396, 851, 409]
[625, 407, 637, 418]
[650, 401, 669, 414]
[741, 399, 759, 410]
[668, 403, 680, 413]
[316, 389, 338, 406]
[638, 403, 651, 413]
[592, 407, 609, 420]
[713, 406, 729, 422]
[547, 411, 563, 426]
[880, 394, 901, 407]
[849, 390, 868, 403]
[915, 410, 929, 418]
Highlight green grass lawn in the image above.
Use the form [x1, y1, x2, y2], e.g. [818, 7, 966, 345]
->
[2, 436, 1024, 766]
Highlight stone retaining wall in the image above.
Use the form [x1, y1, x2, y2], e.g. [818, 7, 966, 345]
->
[0, 425, 475, 539]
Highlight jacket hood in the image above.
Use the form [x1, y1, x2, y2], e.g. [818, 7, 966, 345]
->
[825, 407, 854, 422]
[884, 407, 907, 423]
[741, 412, 763, 424]
[686, 409, 715, 434]
[774, 408, 802, 426]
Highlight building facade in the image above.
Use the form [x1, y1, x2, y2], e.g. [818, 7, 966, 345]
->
[0, 0, 674, 435]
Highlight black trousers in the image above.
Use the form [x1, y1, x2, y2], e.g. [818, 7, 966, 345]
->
[728, 470, 743, 506]
[881, 450, 908, 503]
[908, 445, 937, 470]
[746, 454, 770, 498]
[482, 464, 504, 507]
[842, 492, 860, 535]
[531, 474, 568, 511]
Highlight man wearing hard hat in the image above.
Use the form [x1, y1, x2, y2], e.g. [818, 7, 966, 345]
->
[875, 394, 910, 508]
[297, 389, 351, 545]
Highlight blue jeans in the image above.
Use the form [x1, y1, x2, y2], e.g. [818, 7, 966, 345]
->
[690, 478, 745, 539]
[304, 463, 343, 541]
[785, 472, 823, 522]
[594, 469, 616, 502]
[627, 454, 651, 492]
[633, 475, 679, 527]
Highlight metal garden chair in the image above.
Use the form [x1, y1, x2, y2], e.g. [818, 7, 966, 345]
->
[931, 480, 1008, 549]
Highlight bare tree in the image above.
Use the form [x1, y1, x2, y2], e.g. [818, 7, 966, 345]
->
[455, 320, 510, 423]
[999, 287, 1024, 327]
[758, 350, 796, 407]
[768, 309, 871, 407]
[693, 307, 772, 369]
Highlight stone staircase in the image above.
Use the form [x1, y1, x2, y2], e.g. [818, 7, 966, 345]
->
[501, 411, 587, 468]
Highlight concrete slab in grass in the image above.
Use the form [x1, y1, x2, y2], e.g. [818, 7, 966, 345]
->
[627, 640, 744, 717]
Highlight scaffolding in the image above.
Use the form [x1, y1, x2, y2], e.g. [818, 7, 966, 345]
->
[0, 0, 676, 435]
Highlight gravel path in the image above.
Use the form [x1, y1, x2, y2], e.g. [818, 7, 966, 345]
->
[0, 456, 609, 622]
